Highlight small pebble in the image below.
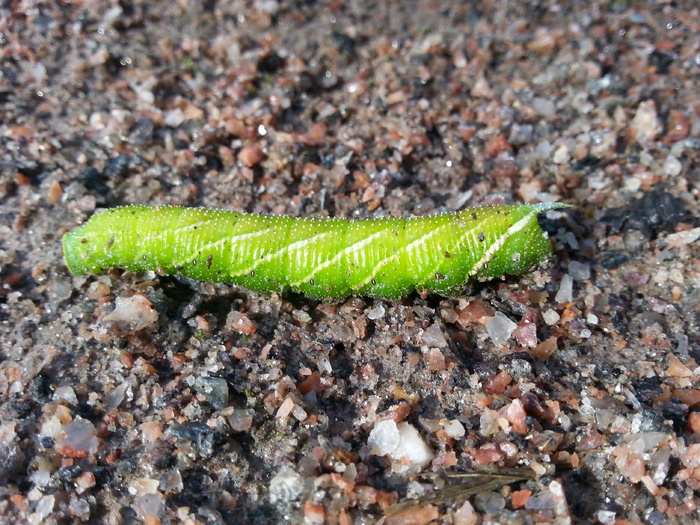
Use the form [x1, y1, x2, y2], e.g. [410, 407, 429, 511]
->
[194, 377, 229, 410]
[532, 97, 556, 118]
[663, 155, 682, 176]
[102, 295, 158, 334]
[485, 312, 517, 347]
[365, 304, 386, 320]
[554, 274, 574, 303]
[552, 144, 570, 164]
[421, 324, 448, 347]
[631, 99, 662, 144]
[57, 418, 99, 457]
[238, 145, 265, 167]
[269, 466, 304, 503]
[229, 409, 254, 432]
[368, 420, 434, 474]
[226, 311, 257, 335]
[453, 500, 479, 525]
[53, 386, 78, 406]
[542, 309, 561, 326]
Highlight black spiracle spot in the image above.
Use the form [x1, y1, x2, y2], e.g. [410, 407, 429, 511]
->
[192, 259, 197, 265]
[371, 279, 377, 285]
[206, 255, 213, 269]
[435, 273, 445, 280]
[444, 251, 451, 258]
[309, 279, 315, 285]
[250, 271, 256, 277]
[478, 232, 485, 242]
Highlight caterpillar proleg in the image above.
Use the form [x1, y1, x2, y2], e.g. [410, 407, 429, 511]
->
[63, 203, 569, 299]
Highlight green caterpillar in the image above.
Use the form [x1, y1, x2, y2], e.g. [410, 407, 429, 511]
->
[63, 203, 569, 299]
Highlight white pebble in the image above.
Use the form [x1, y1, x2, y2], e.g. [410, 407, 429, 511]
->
[441, 419, 466, 439]
[164, 108, 185, 127]
[663, 155, 682, 176]
[631, 99, 662, 144]
[552, 144, 570, 164]
[269, 466, 304, 503]
[102, 295, 158, 334]
[485, 312, 517, 347]
[317, 356, 333, 374]
[128, 478, 160, 496]
[535, 140, 552, 159]
[596, 510, 617, 525]
[555, 274, 574, 303]
[33, 495, 55, 521]
[368, 420, 401, 456]
[292, 309, 312, 323]
[543, 309, 561, 326]
[391, 423, 434, 473]
[365, 304, 386, 320]
[53, 386, 78, 406]
[368, 421, 434, 474]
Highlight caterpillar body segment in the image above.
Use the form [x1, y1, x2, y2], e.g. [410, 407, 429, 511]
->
[63, 203, 569, 299]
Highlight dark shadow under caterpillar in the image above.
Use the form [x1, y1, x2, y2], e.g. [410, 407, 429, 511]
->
[63, 202, 570, 299]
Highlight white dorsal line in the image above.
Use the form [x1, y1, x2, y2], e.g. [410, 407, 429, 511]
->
[467, 210, 536, 277]
[230, 229, 335, 278]
[170, 228, 273, 269]
[406, 216, 476, 283]
[142, 219, 209, 257]
[160, 218, 208, 237]
[414, 219, 476, 285]
[143, 212, 219, 244]
[288, 228, 388, 287]
[354, 220, 453, 290]
[139, 210, 237, 258]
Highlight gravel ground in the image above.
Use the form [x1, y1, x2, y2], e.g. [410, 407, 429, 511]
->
[1, 1, 699, 524]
